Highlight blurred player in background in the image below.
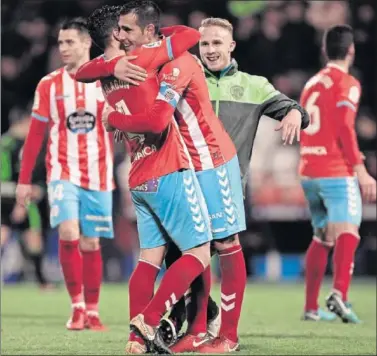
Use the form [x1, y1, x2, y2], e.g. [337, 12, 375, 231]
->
[299, 25, 376, 323]
[16, 18, 114, 331]
[1, 107, 52, 289]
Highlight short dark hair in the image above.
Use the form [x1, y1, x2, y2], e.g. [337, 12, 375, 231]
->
[60, 17, 89, 35]
[87, 5, 120, 50]
[324, 25, 354, 60]
[120, 0, 161, 34]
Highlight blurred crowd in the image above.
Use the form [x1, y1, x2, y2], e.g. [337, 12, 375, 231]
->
[1, 0, 376, 261]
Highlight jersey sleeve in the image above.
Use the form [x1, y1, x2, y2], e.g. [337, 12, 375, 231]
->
[149, 26, 200, 69]
[108, 60, 191, 133]
[258, 76, 310, 129]
[18, 79, 50, 184]
[158, 59, 192, 95]
[334, 80, 363, 166]
[75, 56, 121, 83]
[31, 78, 51, 124]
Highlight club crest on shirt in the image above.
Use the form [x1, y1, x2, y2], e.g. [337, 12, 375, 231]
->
[230, 85, 244, 100]
[67, 107, 96, 134]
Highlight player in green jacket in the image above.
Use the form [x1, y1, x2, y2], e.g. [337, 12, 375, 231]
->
[200, 17, 310, 192]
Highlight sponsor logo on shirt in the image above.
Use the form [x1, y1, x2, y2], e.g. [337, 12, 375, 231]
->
[67, 107, 96, 134]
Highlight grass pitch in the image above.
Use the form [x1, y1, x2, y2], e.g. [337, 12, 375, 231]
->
[1, 281, 376, 355]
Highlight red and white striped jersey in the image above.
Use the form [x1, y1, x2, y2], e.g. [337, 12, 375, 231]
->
[31, 67, 114, 191]
[158, 53, 237, 171]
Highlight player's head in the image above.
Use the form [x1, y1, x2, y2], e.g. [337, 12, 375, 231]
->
[117, 0, 161, 52]
[58, 17, 91, 66]
[199, 18, 236, 72]
[323, 25, 355, 64]
[87, 5, 121, 51]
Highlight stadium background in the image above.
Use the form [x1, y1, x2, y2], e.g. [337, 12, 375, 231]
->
[1, 0, 376, 283]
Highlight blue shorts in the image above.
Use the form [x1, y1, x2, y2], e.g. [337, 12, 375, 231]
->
[131, 169, 212, 251]
[301, 176, 362, 229]
[196, 155, 246, 239]
[48, 180, 113, 238]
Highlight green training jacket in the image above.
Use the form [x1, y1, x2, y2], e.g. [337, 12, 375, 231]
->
[204, 60, 309, 190]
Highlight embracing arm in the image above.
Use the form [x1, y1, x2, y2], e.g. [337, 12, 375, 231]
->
[108, 83, 180, 134]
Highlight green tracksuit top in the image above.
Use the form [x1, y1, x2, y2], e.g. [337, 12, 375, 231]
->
[204, 60, 309, 189]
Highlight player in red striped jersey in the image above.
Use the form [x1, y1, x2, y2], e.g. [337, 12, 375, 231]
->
[299, 25, 376, 323]
[15, 18, 114, 331]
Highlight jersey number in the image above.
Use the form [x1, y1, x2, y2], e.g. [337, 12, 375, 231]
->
[115, 100, 131, 115]
[49, 183, 64, 202]
[304, 91, 321, 135]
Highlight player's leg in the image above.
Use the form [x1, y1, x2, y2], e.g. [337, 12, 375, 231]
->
[48, 180, 84, 330]
[300, 179, 336, 321]
[159, 242, 187, 344]
[129, 170, 212, 353]
[192, 156, 246, 353]
[79, 188, 114, 331]
[21, 202, 51, 288]
[162, 241, 220, 345]
[125, 193, 168, 354]
[1, 204, 13, 283]
[1, 202, 13, 248]
[321, 177, 362, 323]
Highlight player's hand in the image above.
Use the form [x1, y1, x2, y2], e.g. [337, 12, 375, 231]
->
[102, 105, 115, 132]
[15, 183, 32, 208]
[11, 204, 27, 224]
[357, 171, 376, 202]
[275, 108, 302, 145]
[114, 56, 147, 85]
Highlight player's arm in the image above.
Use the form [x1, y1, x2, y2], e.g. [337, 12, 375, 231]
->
[155, 25, 200, 64]
[75, 55, 124, 83]
[75, 55, 146, 85]
[17, 79, 50, 206]
[107, 61, 191, 133]
[258, 77, 310, 129]
[335, 83, 376, 201]
[334, 85, 363, 167]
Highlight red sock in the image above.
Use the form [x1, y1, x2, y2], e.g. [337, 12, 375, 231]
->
[143, 254, 205, 327]
[59, 240, 83, 304]
[82, 248, 103, 312]
[128, 260, 160, 343]
[333, 233, 359, 301]
[129, 260, 160, 319]
[218, 245, 247, 343]
[304, 239, 330, 311]
[187, 266, 211, 335]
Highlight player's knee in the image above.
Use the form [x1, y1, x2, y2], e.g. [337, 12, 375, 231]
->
[213, 233, 240, 252]
[139, 245, 166, 267]
[23, 230, 43, 254]
[332, 222, 359, 240]
[313, 227, 333, 247]
[184, 241, 211, 267]
[58, 220, 80, 241]
[80, 236, 100, 251]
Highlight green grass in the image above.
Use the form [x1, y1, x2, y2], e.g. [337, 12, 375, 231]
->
[1, 281, 376, 355]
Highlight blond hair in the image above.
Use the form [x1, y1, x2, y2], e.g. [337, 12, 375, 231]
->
[200, 17, 233, 36]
